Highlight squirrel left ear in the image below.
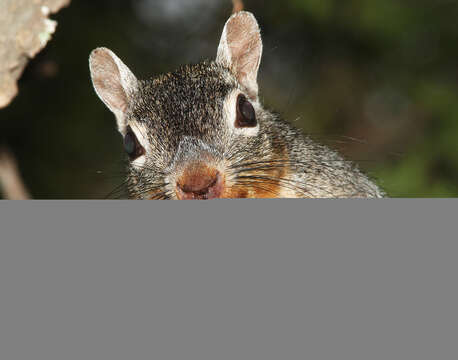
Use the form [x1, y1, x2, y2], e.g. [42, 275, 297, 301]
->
[89, 47, 138, 135]
[216, 11, 263, 100]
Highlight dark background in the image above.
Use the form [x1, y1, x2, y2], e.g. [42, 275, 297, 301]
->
[2, 0, 458, 198]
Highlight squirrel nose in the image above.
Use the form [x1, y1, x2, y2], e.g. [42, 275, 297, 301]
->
[176, 164, 223, 199]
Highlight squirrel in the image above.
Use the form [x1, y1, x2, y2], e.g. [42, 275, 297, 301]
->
[89, 11, 384, 199]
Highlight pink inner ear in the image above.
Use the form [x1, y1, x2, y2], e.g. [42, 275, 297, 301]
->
[225, 14, 262, 99]
[93, 75, 129, 113]
[91, 50, 129, 113]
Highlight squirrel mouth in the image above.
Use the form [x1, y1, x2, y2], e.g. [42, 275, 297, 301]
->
[176, 165, 224, 199]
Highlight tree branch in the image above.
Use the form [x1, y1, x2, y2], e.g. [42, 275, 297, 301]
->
[0, 147, 30, 200]
[232, 0, 244, 13]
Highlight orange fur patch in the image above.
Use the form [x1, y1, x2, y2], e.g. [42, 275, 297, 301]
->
[224, 142, 294, 198]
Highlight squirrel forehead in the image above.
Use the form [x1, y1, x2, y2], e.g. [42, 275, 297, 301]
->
[131, 62, 235, 124]
[141, 62, 233, 105]
[129, 62, 237, 147]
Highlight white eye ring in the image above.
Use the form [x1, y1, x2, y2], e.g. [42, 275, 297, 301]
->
[235, 94, 257, 128]
[223, 90, 260, 137]
[126, 123, 150, 168]
[124, 126, 144, 160]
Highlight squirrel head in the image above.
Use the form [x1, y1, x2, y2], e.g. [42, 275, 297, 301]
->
[89, 11, 288, 199]
[89, 12, 384, 199]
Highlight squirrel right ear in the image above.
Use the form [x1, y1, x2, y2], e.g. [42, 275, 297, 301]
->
[89, 47, 138, 134]
[216, 11, 263, 100]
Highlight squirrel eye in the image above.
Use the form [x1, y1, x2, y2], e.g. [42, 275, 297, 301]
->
[235, 94, 257, 128]
[124, 126, 145, 160]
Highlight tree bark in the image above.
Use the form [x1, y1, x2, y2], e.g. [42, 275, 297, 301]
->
[0, 0, 69, 198]
[0, 0, 70, 109]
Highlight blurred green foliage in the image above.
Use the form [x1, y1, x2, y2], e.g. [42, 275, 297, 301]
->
[1, 0, 457, 198]
[279, 0, 458, 196]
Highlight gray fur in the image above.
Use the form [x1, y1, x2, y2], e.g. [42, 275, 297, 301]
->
[89, 12, 384, 199]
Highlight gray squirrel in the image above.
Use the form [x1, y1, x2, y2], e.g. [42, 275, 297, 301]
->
[89, 11, 384, 199]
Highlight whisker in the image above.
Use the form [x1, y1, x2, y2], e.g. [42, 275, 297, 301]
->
[232, 180, 281, 197]
[235, 169, 342, 197]
[104, 178, 130, 199]
[235, 175, 312, 197]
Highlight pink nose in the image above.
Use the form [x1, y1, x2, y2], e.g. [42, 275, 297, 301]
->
[176, 164, 223, 200]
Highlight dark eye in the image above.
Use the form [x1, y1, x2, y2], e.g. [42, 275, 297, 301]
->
[235, 94, 257, 128]
[124, 126, 145, 160]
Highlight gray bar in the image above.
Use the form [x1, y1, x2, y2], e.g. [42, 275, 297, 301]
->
[0, 200, 457, 360]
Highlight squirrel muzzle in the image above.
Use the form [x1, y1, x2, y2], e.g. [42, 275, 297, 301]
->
[176, 162, 224, 200]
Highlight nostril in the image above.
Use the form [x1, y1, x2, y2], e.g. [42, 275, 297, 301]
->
[176, 169, 223, 199]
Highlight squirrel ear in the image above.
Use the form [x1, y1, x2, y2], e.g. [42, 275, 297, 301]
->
[89, 47, 138, 134]
[216, 11, 263, 99]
